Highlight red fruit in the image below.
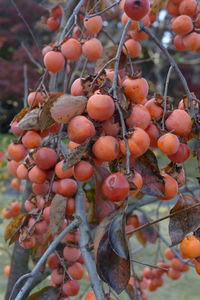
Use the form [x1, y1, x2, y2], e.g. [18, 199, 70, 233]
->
[124, 0, 150, 21]
[142, 267, 153, 279]
[165, 109, 192, 136]
[70, 78, 85, 96]
[32, 182, 49, 195]
[16, 164, 28, 180]
[61, 38, 82, 61]
[22, 131, 41, 149]
[8, 143, 27, 162]
[43, 206, 50, 222]
[168, 267, 181, 280]
[168, 143, 190, 163]
[67, 116, 96, 144]
[84, 16, 103, 34]
[82, 38, 103, 62]
[62, 280, 80, 296]
[58, 179, 77, 197]
[28, 166, 48, 184]
[164, 248, 176, 260]
[67, 262, 84, 280]
[47, 17, 60, 31]
[63, 246, 81, 262]
[55, 160, 73, 179]
[27, 91, 45, 107]
[35, 147, 57, 170]
[87, 94, 115, 121]
[51, 269, 64, 286]
[44, 51, 65, 73]
[7, 160, 20, 176]
[73, 160, 94, 181]
[102, 172, 130, 202]
[47, 253, 60, 269]
[66, 198, 75, 215]
[126, 104, 151, 130]
[20, 236, 36, 249]
[92, 136, 119, 162]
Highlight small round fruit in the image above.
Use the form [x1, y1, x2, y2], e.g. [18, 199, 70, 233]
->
[47, 17, 60, 31]
[84, 16, 103, 34]
[180, 235, 200, 258]
[102, 172, 130, 202]
[28, 166, 48, 184]
[44, 51, 65, 73]
[8, 143, 27, 162]
[70, 78, 85, 96]
[22, 131, 41, 149]
[63, 246, 81, 262]
[55, 160, 73, 179]
[58, 179, 77, 197]
[92, 136, 119, 162]
[67, 116, 96, 144]
[145, 98, 163, 119]
[157, 133, 180, 155]
[130, 171, 143, 195]
[172, 15, 193, 35]
[126, 104, 151, 129]
[123, 77, 149, 103]
[27, 91, 45, 107]
[122, 39, 141, 58]
[87, 94, 115, 121]
[35, 147, 57, 170]
[167, 143, 190, 163]
[158, 173, 178, 201]
[73, 160, 94, 181]
[61, 38, 82, 61]
[82, 38, 103, 62]
[62, 280, 80, 296]
[165, 109, 192, 136]
[124, 0, 150, 21]
[164, 248, 176, 260]
[168, 268, 181, 280]
[16, 164, 28, 180]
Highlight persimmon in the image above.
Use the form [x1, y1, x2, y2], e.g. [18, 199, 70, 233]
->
[28, 166, 48, 184]
[66, 197, 75, 215]
[124, 0, 150, 21]
[35, 220, 49, 235]
[130, 29, 148, 41]
[27, 91, 45, 107]
[68, 262, 84, 280]
[164, 247, 176, 260]
[120, 127, 150, 157]
[44, 51, 65, 73]
[7, 160, 20, 176]
[157, 133, 180, 155]
[3, 265, 10, 277]
[73, 160, 94, 181]
[183, 32, 200, 51]
[32, 182, 49, 195]
[158, 173, 178, 200]
[63, 246, 81, 262]
[102, 117, 119, 136]
[10, 178, 21, 190]
[145, 98, 163, 119]
[51, 269, 64, 286]
[58, 179, 77, 197]
[102, 172, 130, 202]
[165, 109, 192, 136]
[61, 38, 82, 61]
[8, 143, 27, 162]
[47, 253, 60, 269]
[84, 16, 103, 34]
[25, 200, 36, 212]
[167, 268, 181, 280]
[126, 104, 151, 129]
[173, 35, 186, 51]
[147, 280, 158, 291]
[130, 171, 143, 195]
[168, 143, 190, 163]
[70, 78, 85, 96]
[172, 15, 193, 35]
[51, 5, 62, 18]
[92, 136, 119, 162]
[68, 116, 96, 144]
[87, 94, 115, 121]
[43, 206, 50, 223]
[22, 131, 41, 149]
[123, 77, 149, 103]
[145, 122, 159, 148]
[195, 262, 200, 275]
[167, 1, 179, 16]
[10, 121, 24, 136]
[122, 39, 141, 58]
[62, 280, 80, 296]
[170, 258, 188, 272]
[47, 17, 60, 31]
[35, 147, 57, 170]
[180, 235, 200, 258]
[82, 38, 103, 62]
[179, 0, 198, 16]
[20, 236, 36, 249]
[55, 160, 73, 179]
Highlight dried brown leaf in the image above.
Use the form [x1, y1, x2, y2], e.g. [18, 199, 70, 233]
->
[38, 98, 55, 131]
[18, 108, 40, 130]
[4, 214, 28, 244]
[50, 194, 66, 236]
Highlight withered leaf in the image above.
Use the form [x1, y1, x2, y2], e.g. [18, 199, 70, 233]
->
[50, 94, 87, 123]
[63, 139, 91, 170]
[50, 194, 66, 236]
[96, 231, 130, 294]
[135, 150, 165, 196]
[18, 108, 40, 130]
[38, 98, 55, 131]
[108, 210, 129, 259]
[27, 286, 59, 300]
[4, 214, 28, 245]
[11, 107, 30, 123]
[117, 86, 129, 111]
[81, 71, 112, 97]
[137, 214, 158, 244]
[169, 194, 200, 246]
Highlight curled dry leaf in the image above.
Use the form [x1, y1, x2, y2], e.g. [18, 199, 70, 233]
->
[63, 138, 91, 170]
[50, 94, 87, 123]
[18, 108, 40, 130]
[169, 193, 200, 246]
[50, 194, 67, 236]
[135, 149, 165, 196]
[38, 98, 55, 131]
[4, 214, 28, 245]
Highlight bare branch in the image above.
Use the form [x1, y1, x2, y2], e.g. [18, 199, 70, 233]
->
[85, 0, 121, 20]
[14, 217, 81, 300]
[162, 65, 173, 130]
[75, 182, 105, 300]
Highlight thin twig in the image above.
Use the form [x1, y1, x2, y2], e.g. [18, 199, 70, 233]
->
[162, 66, 173, 130]
[85, 0, 121, 20]
[14, 218, 81, 300]
[23, 64, 28, 107]
[130, 259, 169, 271]
[21, 42, 43, 70]
[127, 202, 200, 235]
[75, 182, 105, 300]
[110, 19, 132, 175]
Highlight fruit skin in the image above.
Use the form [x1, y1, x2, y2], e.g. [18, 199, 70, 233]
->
[123, 77, 149, 103]
[92, 136, 119, 162]
[102, 172, 130, 202]
[122, 39, 141, 58]
[126, 104, 151, 130]
[157, 133, 180, 155]
[167, 143, 190, 163]
[62, 280, 80, 296]
[165, 109, 192, 136]
[180, 235, 200, 258]
[8, 143, 28, 162]
[158, 173, 178, 201]
[124, 0, 150, 21]
[172, 15, 193, 35]
[164, 248, 176, 260]
[84, 16, 103, 34]
[87, 94, 115, 121]
[44, 51, 65, 73]
[35, 147, 57, 170]
[73, 160, 94, 181]
[61, 38, 82, 61]
[67, 115, 96, 144]
[82, 38, 103, 62]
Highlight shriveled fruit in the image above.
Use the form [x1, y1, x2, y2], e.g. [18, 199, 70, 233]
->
[102, 172, 130, 202]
